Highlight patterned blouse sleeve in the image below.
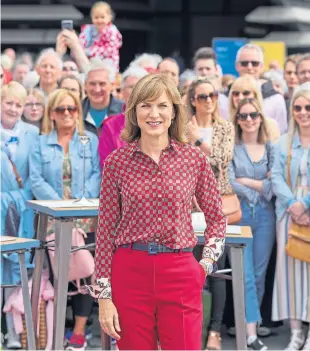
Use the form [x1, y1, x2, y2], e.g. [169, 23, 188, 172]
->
[195, 154, 226, 262]
[85, 157, 121, 300]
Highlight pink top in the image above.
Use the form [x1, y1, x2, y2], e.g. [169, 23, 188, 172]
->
[98, 112, 126, 168]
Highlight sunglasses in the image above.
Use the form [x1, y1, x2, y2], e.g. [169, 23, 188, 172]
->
[293, 105, 310, 112]
[231, 90, 252, 97]
[195, 92, 218, 103]
[63, 66, 77, 72]
[25, 102, 44, 108]
[239, 61, 260, 68]
[237, 111, 261, 121]
[53, 105, 78, 115]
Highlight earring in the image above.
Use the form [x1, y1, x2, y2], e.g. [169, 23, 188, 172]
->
[171, 119, 175, 125]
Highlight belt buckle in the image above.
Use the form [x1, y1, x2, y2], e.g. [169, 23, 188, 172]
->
[148, 243, 158, 255]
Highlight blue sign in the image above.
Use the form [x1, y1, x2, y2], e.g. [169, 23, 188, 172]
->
[212, 38, 248, 76]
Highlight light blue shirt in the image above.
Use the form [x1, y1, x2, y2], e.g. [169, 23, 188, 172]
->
[29, 129, 101, 201]
[271, 132, 310, 220]
[228, 142, 275, 206]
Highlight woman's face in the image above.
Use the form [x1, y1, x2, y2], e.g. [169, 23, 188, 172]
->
[292, 96, 310, 130]
[23, 95, 44, 122]
[50, 95, 79, 131]
[60, 79, 81, 99]
[1, 96, 24, 129]
[237, 103, 262, 135]
[231, 85, 255, 108]
[191, 83, 217, 116]
[136, 91, 174, 140]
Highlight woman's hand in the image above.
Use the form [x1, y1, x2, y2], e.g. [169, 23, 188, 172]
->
[98, 299, 121, 340]
[287, 201, 306, 218]
[292, 212, 310, 226]
[187, 116, 201, 144]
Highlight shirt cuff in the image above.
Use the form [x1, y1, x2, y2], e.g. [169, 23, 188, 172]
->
[85, 277, 112, 300]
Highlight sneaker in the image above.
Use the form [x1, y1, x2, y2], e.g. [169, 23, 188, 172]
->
[285, 329, 305, 351]
[247, 337, 268, 350]
[65, 334, 87, 351]
[257, 324, 272, 337]
[5, 334, 21, 350]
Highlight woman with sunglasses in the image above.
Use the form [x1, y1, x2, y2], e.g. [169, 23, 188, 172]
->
[29, 89, 101, 350]
[229, 75, 280, 142]
[22, 88, 45, 131]
[186, 78, 234, 350]
[271, 86, 310, 351]
[228, 98, 276, 350]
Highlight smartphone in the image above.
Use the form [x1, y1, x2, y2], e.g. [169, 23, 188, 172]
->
[61, 20, 73, 31]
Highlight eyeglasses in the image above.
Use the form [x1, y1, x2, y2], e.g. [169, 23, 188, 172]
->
[195, 92, 218, 103]
[53, 105, 78, 115]
[239, 61, 260, 68]
[63, 66, 77, 72]
[231, 90, 252, 97]
[293, 105, 310, 112]
[237, 111, 261, 121]
[25, 102, 44, 109]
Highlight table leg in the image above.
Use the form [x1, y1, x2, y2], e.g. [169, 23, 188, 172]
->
[19, 252, 36, 350]
[52, 219, 73, 350]
[230, 245, 247, 351]
[31, 213, 48, 334]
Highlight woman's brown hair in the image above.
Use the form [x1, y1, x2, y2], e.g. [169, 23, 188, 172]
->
[121, 74, 188, 143]
[232, 98, 270, 144]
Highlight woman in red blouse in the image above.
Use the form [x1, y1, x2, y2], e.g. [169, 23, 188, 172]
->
[87, 74, 226, 350]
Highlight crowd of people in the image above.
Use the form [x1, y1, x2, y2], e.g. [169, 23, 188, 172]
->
[1, 1, 310, 351]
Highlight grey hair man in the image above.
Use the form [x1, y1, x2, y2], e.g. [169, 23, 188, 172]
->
[35, 48, 63, 95]
[235, 43, 288, 134]
[83, 58, 124, 136]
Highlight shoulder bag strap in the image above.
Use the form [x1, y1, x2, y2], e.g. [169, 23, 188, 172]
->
[8, 158, 23, 189]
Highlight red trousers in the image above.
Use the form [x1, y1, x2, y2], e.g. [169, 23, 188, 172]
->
[111, 247, 205, 350]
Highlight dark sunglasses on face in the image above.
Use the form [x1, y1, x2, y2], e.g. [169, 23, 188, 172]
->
[25, 102, 44, 108]
[63, 66, 77, 72]
[231, 90, 252, 97]
[53, 105, 78, 115]
[293, 105, 310, 112]
[239, 61, 260, 68]
[237, 111, 260, 121]
[195, 92, 219, 103]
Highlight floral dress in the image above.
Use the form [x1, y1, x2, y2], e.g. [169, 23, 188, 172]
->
[46, 154, 94, 235]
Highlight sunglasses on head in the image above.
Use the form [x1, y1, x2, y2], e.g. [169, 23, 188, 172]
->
[239, 61, 260, 68]
[231, 90, 252, 97]
[195, 92, 218, 103]
[53, 105, 78, 115]
[293, 104, 310, 112]
[237, 111, 260, 121]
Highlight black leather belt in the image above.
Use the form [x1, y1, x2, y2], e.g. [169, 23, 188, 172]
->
[118, 242, 193, 255]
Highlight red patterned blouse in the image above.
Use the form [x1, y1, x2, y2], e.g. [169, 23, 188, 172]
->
[87, 139, 226, 299]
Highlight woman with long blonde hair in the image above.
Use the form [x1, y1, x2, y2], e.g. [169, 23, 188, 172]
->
[271, 86, 310, 350]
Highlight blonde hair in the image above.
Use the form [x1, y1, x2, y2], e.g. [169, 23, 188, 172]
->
[288, 88, 310, 147]
[228, 75, 264, 121]
[232, 98, 270, 144]
[1, 81, 27, 104]
[91, 1, 114, 20]
[186, 78, 222, 123]
[26, 88, 45, 105]
[41, 89, 84, 135]
[121, 74, 188, 143]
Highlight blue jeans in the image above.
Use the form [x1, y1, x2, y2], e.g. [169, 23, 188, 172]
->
[237, 200, 276, 324]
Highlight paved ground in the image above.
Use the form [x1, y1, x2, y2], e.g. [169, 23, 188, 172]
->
[86, 306, 292, 350]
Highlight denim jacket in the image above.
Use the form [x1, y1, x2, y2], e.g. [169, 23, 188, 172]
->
[271, 132, 310, 221]
[29, 129, 101, 200]
[228, 142, 275, 206]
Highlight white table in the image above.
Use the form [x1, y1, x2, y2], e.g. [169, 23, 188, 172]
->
[27, 199, 252, 350]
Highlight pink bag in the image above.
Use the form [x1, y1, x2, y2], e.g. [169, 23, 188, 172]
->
[46, 228, 95, 295]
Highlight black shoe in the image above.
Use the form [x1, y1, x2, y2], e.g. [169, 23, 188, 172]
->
[247, 337, 268, 350]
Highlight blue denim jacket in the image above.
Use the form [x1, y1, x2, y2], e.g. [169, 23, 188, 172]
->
[29, 129, 101, 200]
[228, 142, 275, 206]
[271, 132, 310, 221]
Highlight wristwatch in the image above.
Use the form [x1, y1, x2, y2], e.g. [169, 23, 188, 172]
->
[194, 138, 204, 147]
[200, 261, 217, 275]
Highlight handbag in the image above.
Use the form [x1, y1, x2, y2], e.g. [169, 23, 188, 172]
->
[285, 146, 310, 262]
[221, 194, 242, 224]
